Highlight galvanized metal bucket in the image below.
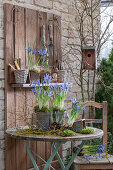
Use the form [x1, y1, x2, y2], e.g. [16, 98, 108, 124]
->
[30, 72, 40, 83]
[52, 110, 65, 125]
[36, 111, 50, 130]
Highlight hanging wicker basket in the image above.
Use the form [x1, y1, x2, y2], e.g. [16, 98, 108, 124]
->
[14, 69, 28, 84]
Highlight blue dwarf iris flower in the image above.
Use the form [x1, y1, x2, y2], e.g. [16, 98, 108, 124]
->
[32, 49, 37, 53]
[71, 97, 77, 104]
[96, 144, 105, 154]
[44, 74, 52, 84]
[31, 88, 37, 94]
[38, 49, 43, 55]
[84, 156, 90, 161]
[26, 46, 32, 53]
[42, 49, 47, 56]
[31, 79, 40, 87]
[36, 79, 40, 86]
[76, 104, 81, 110]
[38, 48, 47, 57]
[48, 90, 54, 97]
[50, 85, 54, 90]
[54, 83, 59, 89]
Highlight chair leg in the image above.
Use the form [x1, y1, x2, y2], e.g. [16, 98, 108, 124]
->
[74, 164, 80, 170]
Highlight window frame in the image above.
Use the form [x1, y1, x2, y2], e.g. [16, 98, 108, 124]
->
[101, 0, 113, 7]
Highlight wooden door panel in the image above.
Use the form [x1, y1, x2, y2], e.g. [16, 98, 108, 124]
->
[4, 3, 62, 170]
[25, 8, 37, 169]
[4, 4, 16, 170]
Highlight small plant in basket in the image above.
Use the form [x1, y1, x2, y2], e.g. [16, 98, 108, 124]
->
[26, 46, 40, 73]
[38, 48, 50, 73]
[26, 45, 51, 82]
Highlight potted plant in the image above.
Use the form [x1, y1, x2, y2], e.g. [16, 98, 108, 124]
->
[26, 45, 52, 83]
[26, 46, 41, 82]
[38, 47, 52, 82]
[51, 82, 71, 124]
[68, 97, 85, 132]
[31, 74, 53, 130]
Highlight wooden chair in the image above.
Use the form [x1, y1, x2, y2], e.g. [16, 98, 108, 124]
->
[72, 101, 113, 170]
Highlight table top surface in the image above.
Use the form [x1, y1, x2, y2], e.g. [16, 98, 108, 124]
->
[6, 126, 103, 142]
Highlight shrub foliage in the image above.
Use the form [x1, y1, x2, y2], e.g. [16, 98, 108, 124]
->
[95, 50, 113, 154]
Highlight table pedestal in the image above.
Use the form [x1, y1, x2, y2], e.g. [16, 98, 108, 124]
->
[26, 140, 85, 170]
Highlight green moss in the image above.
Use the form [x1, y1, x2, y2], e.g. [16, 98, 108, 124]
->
[53, 107, 65, 112]
[81, 145, 100, 154]
[80, 128, 94, 134]
[29, 68, 40, 73]
[41, 69, 51, 73]
[34, 105, 51, 112]
[58, 130, 76, 137]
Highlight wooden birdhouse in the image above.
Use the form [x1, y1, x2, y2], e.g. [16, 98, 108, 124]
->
[83, 46, 96, 70]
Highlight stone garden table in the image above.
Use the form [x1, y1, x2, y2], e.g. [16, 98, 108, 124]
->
[6, 126, 103, 170]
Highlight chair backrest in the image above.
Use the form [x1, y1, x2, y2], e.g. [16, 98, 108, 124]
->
[84, 101, 107, 149]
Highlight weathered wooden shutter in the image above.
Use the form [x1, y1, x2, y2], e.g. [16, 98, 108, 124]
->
[4, 3, 62, 170]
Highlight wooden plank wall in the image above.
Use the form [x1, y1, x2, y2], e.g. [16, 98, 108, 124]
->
[4, 3, 62, 170]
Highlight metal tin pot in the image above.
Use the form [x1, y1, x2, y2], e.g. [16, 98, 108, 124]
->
[30, 72, 40, 83]
[36, 111, 50, 130]
[51, 110, 65, 125]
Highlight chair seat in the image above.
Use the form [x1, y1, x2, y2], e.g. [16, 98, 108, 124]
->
[73, 154, 113, 165]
